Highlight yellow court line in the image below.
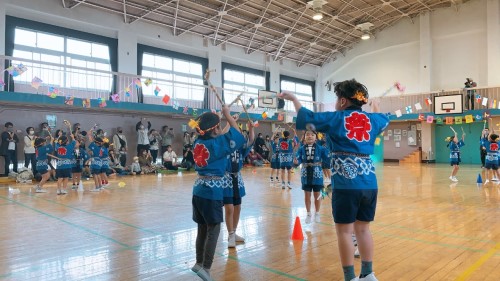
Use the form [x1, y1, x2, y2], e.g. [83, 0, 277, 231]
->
[455, 243, 500, 281]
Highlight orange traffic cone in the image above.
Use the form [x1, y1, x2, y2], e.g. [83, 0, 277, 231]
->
[291, 216, 304, 240]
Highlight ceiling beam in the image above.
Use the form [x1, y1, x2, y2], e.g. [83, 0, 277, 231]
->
[213, 0, 229, 45]
[129, 0, 176, 24]
[245, 0, 273, 54]
[274, 6, 308, 61]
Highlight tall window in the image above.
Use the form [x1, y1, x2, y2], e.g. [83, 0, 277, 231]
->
[280, 77, 315, 111]
[223, 63, 267, 106]
[141, 53, 204, 101]
[12, 27, 112, 91]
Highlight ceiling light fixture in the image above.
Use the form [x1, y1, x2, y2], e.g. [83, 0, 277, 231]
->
[308, 0, 327, 21]
[361, 33, 370, 40]
[356, 22, 374, 40]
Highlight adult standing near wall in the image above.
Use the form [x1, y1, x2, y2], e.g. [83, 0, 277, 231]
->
[464, 78, 475, 110]
[160, 125, 175, 155]
[136, 118, 151, 156]
[24, 127, 37, 175]
[254, 133, 266, 158]
[1, 122, 19, 176]
[113, 127, 128, 167]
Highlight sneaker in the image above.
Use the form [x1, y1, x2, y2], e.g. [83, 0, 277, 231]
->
[191, 263, 202, 273]
[314, 213, 320, 223]
[60, 189, 68, 195]
[35, 188, 47, 193]
[354, 246, 360, 258]
[196, 268, 214, 281]
[287, 182, 292, 189]
[235, 233, 245, 242]
[305, 214, 312, 224]
[101, 183, 109, 188]
[453, 177, 459, 182]
[359, 273, 378, 281]
[71, 185, 77, 190]
[228, 233, 236, 248]
[485, 179, 490, 185]
[493, 177, 499, 182]
[282, 182, 285, 190]
[270, 178, 274, 183]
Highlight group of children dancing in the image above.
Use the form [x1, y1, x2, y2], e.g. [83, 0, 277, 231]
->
[191, 79, 388, 281]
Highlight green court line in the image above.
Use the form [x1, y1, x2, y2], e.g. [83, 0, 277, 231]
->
[10, 192, 308, 281]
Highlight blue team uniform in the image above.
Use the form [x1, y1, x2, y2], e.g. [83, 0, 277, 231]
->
[270, 141, 281, 169]
[55, 140, 77, 178]
[89, 142, 103, 173]
[100, 147, 109, 173]
[36, 144, 53, 174]
[73, 147, 89, 173]
[223, 143, 252, 203]
[449, 140, 465, 165]
[296, 142, 328, 189]
[484, 140, 498, 169]
[296, 107, 389, 190]
[279, 136, 299, 169]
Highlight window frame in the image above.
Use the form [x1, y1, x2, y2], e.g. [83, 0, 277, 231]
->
[222, 62, 270, 105]
[279, 75, 316, 111]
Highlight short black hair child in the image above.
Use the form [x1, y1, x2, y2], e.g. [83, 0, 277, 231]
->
[333, 79, 369, 108]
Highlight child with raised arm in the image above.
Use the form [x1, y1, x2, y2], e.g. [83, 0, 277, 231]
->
[280, 79, 389, 281]
[294, 128, 329, 223]
[447, 126, 465, 182]
[224, 117, 254, 248]
[54, 122, 78, 195]
[190, 105, 245, 281]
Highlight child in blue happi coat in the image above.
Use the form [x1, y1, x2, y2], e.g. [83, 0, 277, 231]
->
[447, 126, 465, 182]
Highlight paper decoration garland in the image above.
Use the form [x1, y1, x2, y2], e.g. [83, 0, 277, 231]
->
[31, 77, 43, 90]
[183, 106, 189, 114]
[154, 86, 161, 96]
[262, 112, 268, 119]
[134, 78, 142, 89]
[405, 106, 412, 114]
[475, 114, 483, 121]
[395, 109, 402, 118]
[482, 97, 488, 106]
[192, 109, 198, 117]
[418, 113, 424, 121]
[125, 87, 131, 97]
[162, 94, 170, 104]
[465, 115, 473, 123]
[144, 78, 152, 87]
[173, 101, 179, 110]
[415, 103, 422, 111]
[445, 117, 453, 125]
[64, 96, 74, 106]
[111, 93, 120, 103]
[455, 116, 462, 124]
[476, 94, 481, 103]
[48, 87, 58, 98]
[6, 64, 28, 77]
[83, 99, 91, 108]
[425, 98, 432, 106]
[426, 115, 434, 123]
[98, 98, 107, 108]
[436, 117, 443, 124]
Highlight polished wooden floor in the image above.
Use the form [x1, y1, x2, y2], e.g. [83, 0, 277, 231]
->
[1, 163, 500, 281]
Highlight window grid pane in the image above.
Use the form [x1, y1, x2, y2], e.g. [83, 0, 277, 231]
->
[281, 80, 314, 111]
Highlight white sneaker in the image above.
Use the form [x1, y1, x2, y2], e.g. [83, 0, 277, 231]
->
[449, 176, 458, 182]
[196, 268, 214, 281]
[235, 233, 245, 242]
[305, 214, 312, 224]
[359, 273, 378, 281]
[228, 233, 236, 248]
[281, 183, 285, 189]
[314, 213, 320, 223]
[485, 179, 490, 184]
[287, 183, 292, 189]
[90, 188, 101, 192]
[35, 188, 47, 193]
[354, 246, 360, 258]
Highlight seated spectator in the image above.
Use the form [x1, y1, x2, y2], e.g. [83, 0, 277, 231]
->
[162, 145, 178, 170]
[181, 145, 195, 171]
[246, 148, 268, 167]
[109, 150, 124, 174]
[130, 156, 143, 175]
[138, 149, 156, 174]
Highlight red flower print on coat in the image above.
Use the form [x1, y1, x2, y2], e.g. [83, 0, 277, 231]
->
[280, 141, 289, 151]
[344, 112, 372, 142]
[99, 148, 104, 157]
[490, 143, 499, 151]
[57, 146, 68, 156]
[193, 143, 210, 168]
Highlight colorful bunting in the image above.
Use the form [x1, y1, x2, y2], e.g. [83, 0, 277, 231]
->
[418, 113, 425, 121]
[48, 87, 58, 98]
[455, 116, 462, 124]
[436, 117, 443, 124]
[134, 79, 142, 89]
[426, 115, 434, 124]
[125, 87, 131, 97]
[183, 106, 189, 114]
[262, 112, 268, 119]
[465, 115, 474, 124]
[476, 94, 481, 103]
[31, 77, 43, 90]
[173, 101, 179, 110]
[83, 98, 91, 108]
[154, 86, 161, 96]
[7, 64, 28, 77]
[192, 108, 198, 117]
[475, 114, 483, 121]
[482, 97, 488, 106]
[277, 113, 284, 121]
[144, 78, 152, 87]
[395, 109, 402, 118]
[425, 97, 432, 106]
[64, 96, 74, 106]
[111, 93, 120, 103]
[445, 117, 454, 125]
[98, 98, 107, 108]
[162, 94, 170, 104]
[415, 102, 422, 111]
[405, 105, 412, 114]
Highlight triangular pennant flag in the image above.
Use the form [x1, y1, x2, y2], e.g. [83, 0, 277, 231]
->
[395, 109, 402, 118]
[162, 94, 170, 104]
[415, 102, 422, 111]
[134, 78, 142, 88]
[405, 105, 412, 114]
[83, 98, 91, 108]
[125, 87, 131, 97]
[425, 97, 432, 106]
[144, 78, 153, 87]
[465, 115, 473, 123]
[154, 86, 161, 96]
[418, 113, 425, 121]
[445, 117, 454, 125]
[111, 93, 120, 103]
[183, 106, 189, 114]
[476, 94, 482, 103]
[426, 115, 434, 124]
[48, 86, 58, 98]
[64, 96, 74, 106]
[31, 77, 43, 90]
[482, 97, 488, 106]
[455, 116, 462, 124]
[436, 117, 443, 124]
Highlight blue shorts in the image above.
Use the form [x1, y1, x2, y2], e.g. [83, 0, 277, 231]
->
[56, 168, 72, 179]
[450, 161, 460, 166]
[485, 163, 498, 170]
[223, 197, 242, 206]
[72, 165, 82, 173]
[192, 195, 223, 224]
[271, 161, 280, 169]
[332, 189, 378, 224]
[100, 167, 109, 174]
[302, 184, 323, 192]
[91, 168, 101, 175]
[38, 169, 48, 175]
[280, 165, 292, 170]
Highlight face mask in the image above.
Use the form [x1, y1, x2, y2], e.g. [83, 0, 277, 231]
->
[134, 160, 139, 163]
[7, 128, 13, 132]
[43, 127, 48, 131]
[118, 130, 123, 133]
[29, 131, 34, 135]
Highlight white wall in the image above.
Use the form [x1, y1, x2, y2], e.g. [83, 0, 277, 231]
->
[0, 0, 318, 85]
[320, 0, 499, 100]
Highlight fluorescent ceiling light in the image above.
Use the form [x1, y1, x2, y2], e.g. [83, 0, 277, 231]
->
[312, 12, 323, 21]
[361, 33, 370, 40]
